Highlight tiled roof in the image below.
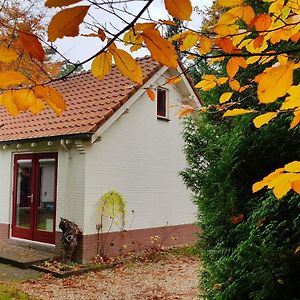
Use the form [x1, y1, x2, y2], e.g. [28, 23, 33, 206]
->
[0, 56, 161, 143]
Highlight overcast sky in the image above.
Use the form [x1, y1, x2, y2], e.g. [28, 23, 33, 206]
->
[53, 0, 213, 69]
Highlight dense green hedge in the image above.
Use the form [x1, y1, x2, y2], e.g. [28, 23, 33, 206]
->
[181, 114, 300, 299]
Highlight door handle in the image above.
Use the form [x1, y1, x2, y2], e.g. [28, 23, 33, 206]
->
[27, 194, 33, 204]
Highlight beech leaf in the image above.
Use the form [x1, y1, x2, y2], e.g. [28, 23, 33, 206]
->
[45, 0, 82, 7]
[0, 71, 26, 88]
[146, 88, 155, 101]
[34, 86, 66, 115]
[223, 108, 254, 117]
[219, 92, 233, 104]
[164, 0, 192, 21]
[48, 6, 90, 42]
[91, 52, 112, 80]
[0, 46, 18, 63]
[142, 29, 178, 68]
[253, 112, 278, 128]
[19, 31, 45, 62]
[110, 48, 143, 85]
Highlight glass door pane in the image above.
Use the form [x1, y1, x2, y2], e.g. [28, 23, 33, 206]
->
[16, 159, 32, 229]
[36, 158, 55, 232]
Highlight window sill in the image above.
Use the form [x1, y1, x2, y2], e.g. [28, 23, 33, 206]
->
[157, 116, 171, 122]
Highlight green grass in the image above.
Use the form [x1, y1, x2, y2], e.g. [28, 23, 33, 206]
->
[0, 283, 34, 300]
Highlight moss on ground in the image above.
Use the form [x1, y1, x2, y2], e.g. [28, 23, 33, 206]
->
[0, 283, 34, 300]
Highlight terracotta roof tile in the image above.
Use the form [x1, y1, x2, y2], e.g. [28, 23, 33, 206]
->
[0, 56, 161, 142]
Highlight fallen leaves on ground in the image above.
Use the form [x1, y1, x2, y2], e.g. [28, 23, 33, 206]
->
[18, 252, 199, 300]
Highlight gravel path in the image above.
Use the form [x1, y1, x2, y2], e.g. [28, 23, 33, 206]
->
[19, 254, 199, 300]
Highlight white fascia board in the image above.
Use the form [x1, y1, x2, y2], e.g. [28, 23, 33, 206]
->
[176, 65, 201, 108]
[91, 65, 168, 143]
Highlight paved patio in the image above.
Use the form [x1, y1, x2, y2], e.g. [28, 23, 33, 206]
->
[0, 263, 41, 282]
[0, 241, 58, 269]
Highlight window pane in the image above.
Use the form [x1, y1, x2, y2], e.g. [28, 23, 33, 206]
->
[157, 89, 166, 117]
[16, 160, 32, 229]
[37, 158, 55, 232]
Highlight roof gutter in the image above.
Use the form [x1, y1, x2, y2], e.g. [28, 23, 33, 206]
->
[0, 133, 93, 145]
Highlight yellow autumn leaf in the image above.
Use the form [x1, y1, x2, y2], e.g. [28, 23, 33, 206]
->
[280, 85, 300, 110]
[180, 32, 198, 51]
[218, 0, 243, 7]
[213, 24, 239, 36]
[0, 71, 26, 88]
[284, 161, 300, 173]
[195, 75, 217, 91]
[0, 46, 18, 62]
[177, 105, 195, 118]
[91, 52, 112, 80]
[0, 91, 19, 116]
[13, 89, 39, 112]
[19, 31, 45, 62]
[48, 6, 90, 42]
[110, 48, 143, 85]
[142, 29, 178, 68]
[223, 109, 254, 117]
[273, 181, 292, 199]
[45, 0, 82, 7]
[164, 0, 192, 20]
[255, 62, 294, 103]
[146, 88, 155, 101]
[253, 112, 278, 128]
[34, 86, 66, 115]
[219, 92, 233, 104]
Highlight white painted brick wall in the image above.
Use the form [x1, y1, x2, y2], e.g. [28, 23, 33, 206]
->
[83, 70, 196, 234]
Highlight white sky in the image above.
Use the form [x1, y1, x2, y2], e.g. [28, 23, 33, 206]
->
[52, 0, 213, 69]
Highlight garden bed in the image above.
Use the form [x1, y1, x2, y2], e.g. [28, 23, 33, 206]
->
[31, 259, 117, 278]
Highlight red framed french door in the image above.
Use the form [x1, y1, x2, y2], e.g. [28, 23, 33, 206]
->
[12, 153, 57, 244]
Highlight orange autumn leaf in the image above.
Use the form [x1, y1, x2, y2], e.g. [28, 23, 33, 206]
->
[255, 62, 294, 103]
[226, 57, 247, 78]
[216, 37, 235, 53]
[45, 0, 82, 7]
[164, 0, 192, 21]
[166, 76, 182, 84]
[146, 88, 155, 101]
[177, 105, 195, 118]
[229, 79, 240, 91]
[253, 14, 272, 31]
[91, 52, 112, 80]
[142, 29, 178, 68]
[291, 180, 300, 194]
[290, 111, 300, 129]
[48, 6, 90, 42]
[253, 35, 265, 49]
[198, 36, 213, 55]
[253, 112, 278, 128]
[109, 48, 143, 85]
[34, 86, 66, 116]
[19, 31, 45, 62]
[0, 71, 26, 88]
